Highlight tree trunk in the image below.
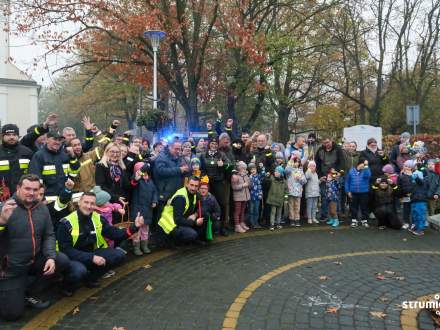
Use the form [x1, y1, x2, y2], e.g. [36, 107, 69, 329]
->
[277, 105, 290, 144]
[185, 91, 199, 130]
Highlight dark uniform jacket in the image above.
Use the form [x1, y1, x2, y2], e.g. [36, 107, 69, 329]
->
[0, 143, 33, 195]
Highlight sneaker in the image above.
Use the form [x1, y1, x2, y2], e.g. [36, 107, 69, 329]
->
[378, 226, 386, 230]
[409, 224, 416, 231]
[25, 297, 50, 309]
[276, 225, 283, 230]
[331, 219, 340, 227]
[361, 220, 369, 228]
[312, 219, 320, 224]
[102, 270, 116, 279]
[402, 223, 409, 230]
[326, 218, 334, 225]
[351, 219, 358, 228]
[307, 219, 313, 224]
[409, 229, 424, 236]
[235, 225, 246, 233]
[269, 226, 275, 231]
[240, 223, 250, 231]
[295, 220, 301, 227]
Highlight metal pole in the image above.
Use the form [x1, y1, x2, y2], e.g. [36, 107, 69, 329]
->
[413, 108, 416, 136]
[153, 49, 157, 109]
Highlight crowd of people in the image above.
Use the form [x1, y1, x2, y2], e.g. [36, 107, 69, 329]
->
[0, 111, 439, 321]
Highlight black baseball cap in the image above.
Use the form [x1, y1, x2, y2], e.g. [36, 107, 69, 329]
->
[47, 131, 65, 140]
[2, 124, 19, 135]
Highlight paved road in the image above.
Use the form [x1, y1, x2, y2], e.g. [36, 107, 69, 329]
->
[3, 227, 440, 329]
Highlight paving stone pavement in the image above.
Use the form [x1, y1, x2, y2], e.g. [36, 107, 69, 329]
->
[3, 227, 440, 329]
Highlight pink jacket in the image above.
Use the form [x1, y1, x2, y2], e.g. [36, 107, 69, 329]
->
[231, 173, 251, 202]
[94, 203, 123, 225]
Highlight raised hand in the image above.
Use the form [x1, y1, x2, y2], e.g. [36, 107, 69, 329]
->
[65, 178, 74, 190]
[0, 200, 17, 225]
[81, 116, 95, 131]
[43, 113, 58, 129]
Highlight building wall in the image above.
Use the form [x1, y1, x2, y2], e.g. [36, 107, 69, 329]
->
[0, 84, 39, 135]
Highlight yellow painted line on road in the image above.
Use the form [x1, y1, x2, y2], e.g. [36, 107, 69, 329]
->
[401, 292, 440, 330]
[221, 250, 440, 330]
[23, 225, 344, 329]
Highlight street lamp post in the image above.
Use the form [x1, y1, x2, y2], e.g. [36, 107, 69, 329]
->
[143, 30, 166, 109]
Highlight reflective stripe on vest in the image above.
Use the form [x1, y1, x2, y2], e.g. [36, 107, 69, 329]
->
[62, 164, 69, 175]
[65, 211, 108, 249]
[0, 160, 10, 171]
[19, 158, 30, 170]
[80, 158, 92, 167]
[158, 187, 196, 234]
[42, 165, 56, 175]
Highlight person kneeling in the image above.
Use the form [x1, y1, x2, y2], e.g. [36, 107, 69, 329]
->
[158, 176, 204, 244]
[57, 192, 143, 289]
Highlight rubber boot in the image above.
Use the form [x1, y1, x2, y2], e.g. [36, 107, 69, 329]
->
[140, 240, 151, 254]
[133, 241, 143, 256]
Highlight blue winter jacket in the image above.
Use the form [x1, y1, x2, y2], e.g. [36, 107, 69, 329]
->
[345, 167, 371, 193]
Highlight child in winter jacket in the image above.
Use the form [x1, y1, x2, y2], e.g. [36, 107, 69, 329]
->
[130, 162, 158, 255]
[326, 169, 341, 227]
[397, 160, 415, 229]
[285, 156, 306, 226]
[266, 166, 287, 230]
[344, 160, 371, 228]
[426, 160, 440, 215]
[248, 163, 264, 228]
[199, 177, 221, 236]
[382, 164, 398, 185]
[371, 176, 402, 229]
[409, 169, 429, 236]
[92, 185, 125, 248]
[305, 161, 320, 224]
[231, 161, 251, 233]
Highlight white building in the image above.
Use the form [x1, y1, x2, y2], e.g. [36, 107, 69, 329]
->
[0, 0, 39, 136]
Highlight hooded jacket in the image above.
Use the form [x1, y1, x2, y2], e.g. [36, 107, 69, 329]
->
[0, 196, 56, 279]
[315, 143, 343, 177]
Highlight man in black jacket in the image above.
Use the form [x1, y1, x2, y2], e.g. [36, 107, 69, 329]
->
[57, 192, 144, 288]
[0, 174, 69, 321]
[0, 124, 34, 200]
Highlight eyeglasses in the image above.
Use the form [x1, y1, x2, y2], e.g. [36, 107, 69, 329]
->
[109, 150, 121, 155]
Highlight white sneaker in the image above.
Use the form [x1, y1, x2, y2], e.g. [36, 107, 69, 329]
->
[402, 223, 409, 230]
[361, 220, 369, 228]
[312, 219, 320, 224]
[351, 219, 358, 228]
[307, 219, 313, 224]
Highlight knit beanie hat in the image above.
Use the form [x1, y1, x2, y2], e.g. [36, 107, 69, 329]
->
[382, 164, 395, 174]
[275, 165, 285, 176]
[92, 186, 111, 206]
[403, 159, 415, 169]
[191, 157, 201, 166]
[133, 162, 151, 175]
[2, 124, 19, 136]
[248, 163, 256, 170]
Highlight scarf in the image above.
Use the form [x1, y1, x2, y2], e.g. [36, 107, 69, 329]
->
[109, 162, 122, 182]
[208, 150, 217, 157]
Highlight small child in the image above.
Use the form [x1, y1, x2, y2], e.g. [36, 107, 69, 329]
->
[426, 160, 440, 215]
[409, 168, 429, 236]
[248, 163, 264, 229]
[326, 169, 341, 227]
[382, 164, 398, 185]
[184, 158, 202, 185]
[345, 160, 371, 228]
[92, 186, 125, 248]
[92, 186, 125, 225]
[199, 176, 221, 237]
[231, 161, 251, 233]
[304, 161, 320, 224]
[285, 156, 306, 227]
[371, 176, 402, 230]
[130, 162, 158, 255]
[266, 166, 287, 231]
[397, 160, 414, 229]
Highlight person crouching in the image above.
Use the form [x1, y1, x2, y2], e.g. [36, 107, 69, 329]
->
[371, 176, 402, 230]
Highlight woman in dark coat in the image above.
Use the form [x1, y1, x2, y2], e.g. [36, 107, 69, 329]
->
[95, 142, 130, 205]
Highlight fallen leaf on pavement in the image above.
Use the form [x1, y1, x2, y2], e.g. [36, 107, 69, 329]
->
[384, 270, 395, 275]
[143, 264, 152, 269]
[144, 284, 153, 292]
[319, 276, 329, 280]
[378, 295, 389, 303]
[402, 238, 407, 242]
[72, 307, 80, 315]
[333, 261, 343, 265]
[113, 327, 125, 330]
[394, 276, 406, 281]
[329, 231, 334, 234]
[326, 306, 339, 313]
[370, 311, 387, 319]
